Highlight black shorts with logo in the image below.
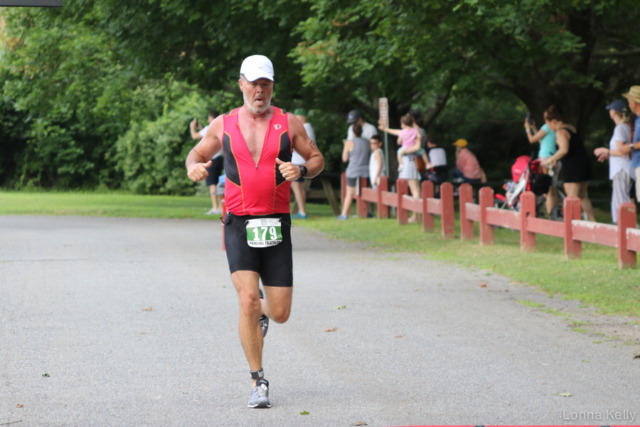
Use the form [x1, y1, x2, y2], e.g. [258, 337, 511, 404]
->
[224, 212, 293, 287]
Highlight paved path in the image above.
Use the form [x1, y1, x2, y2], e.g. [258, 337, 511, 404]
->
[1, 216, 639, 427]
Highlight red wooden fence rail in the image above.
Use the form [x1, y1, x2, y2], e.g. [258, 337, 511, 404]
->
[223, 176, 639, 269]
[458, 183, 638, 269]
[341, 172, 455, 238]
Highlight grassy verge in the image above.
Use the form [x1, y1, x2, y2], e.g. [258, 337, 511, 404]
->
[1, 191, 637, 317]
[0, 190, 215, 219]
[297, 203, 640, 318]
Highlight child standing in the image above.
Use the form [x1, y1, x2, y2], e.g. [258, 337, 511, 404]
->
[369, 135, 386, 189]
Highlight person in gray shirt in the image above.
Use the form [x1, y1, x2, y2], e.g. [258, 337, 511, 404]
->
[338, 122, 371, 219]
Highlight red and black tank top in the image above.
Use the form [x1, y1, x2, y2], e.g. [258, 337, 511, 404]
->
[222, 106, 292, 216]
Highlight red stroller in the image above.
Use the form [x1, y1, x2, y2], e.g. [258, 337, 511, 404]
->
[495, 155, 548, 214]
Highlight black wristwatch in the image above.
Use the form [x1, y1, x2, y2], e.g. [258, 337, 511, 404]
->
[299, 165, 308, 178]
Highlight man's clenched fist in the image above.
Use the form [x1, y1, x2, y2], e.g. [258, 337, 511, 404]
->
[187, 160, 212, 182]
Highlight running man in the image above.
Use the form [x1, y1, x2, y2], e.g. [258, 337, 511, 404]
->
[185, 55, 324, 408]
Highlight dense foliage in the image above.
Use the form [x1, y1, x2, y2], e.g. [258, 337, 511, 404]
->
[0, 0, 638, 191]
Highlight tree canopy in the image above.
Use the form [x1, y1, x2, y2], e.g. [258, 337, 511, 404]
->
[1, 0, 638, 190]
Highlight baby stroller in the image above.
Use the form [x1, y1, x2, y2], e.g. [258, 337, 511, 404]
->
[495, 155, 549, 217]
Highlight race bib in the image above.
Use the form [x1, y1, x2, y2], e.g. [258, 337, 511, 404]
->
[246, 218, 282, 248]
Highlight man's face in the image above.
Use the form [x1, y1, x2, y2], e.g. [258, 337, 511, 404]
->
[357, 117, 365, 126]
[207, 114, 215, 123]
[455, 145, 462, 155]
[239, 76, 274, 114]
[629, 99, 640, 114]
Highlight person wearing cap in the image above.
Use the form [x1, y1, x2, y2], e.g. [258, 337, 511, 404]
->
[290, 108, 315, 219]
[185, 55, 324, 409]
[346, 109, 378, 141]
[592, 100, 633, 223]
[452, 139, 482, 183]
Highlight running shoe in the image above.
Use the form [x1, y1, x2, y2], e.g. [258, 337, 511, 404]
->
[205, 208, 222, 215]
[291, 212, 307, 219]
[248, 378, 271, 408]
[259, 289, 269, 338]
[336, 215, 348, 220]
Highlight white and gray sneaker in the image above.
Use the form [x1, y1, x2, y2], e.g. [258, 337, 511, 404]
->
[248, 378, 271, 408]
[259, 289, 269, 338]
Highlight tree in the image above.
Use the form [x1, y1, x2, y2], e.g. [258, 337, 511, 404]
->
[294, 0, 640, 134]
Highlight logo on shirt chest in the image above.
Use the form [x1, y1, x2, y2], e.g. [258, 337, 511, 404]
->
[274, 124, 282, 130]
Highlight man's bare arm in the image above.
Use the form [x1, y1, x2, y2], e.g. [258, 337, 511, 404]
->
[277, 114, 324, 181]
[186, 116, 224, 182]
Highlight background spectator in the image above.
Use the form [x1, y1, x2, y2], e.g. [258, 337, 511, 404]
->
[452, 139, 482, 183]
[190, 110, 222, 215]
[369, 135, 386, 189]
[378, 110, 429, 173]
[593, 100, 632, 223]
[408, 109, 428, 151]
[339, 123, 371, 220]
[290, 108, 315, 219]
[424, 134, 448, 185]
[542, 105, 595, 222]
[524, 111, 559, 215]
[396, 114, 422, 222]
[346, 110, 378, 141]
[623, 86, 640, 200]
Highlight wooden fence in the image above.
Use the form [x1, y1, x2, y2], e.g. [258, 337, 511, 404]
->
[343, 174, 639, 270]
[341, 174, 455, 238]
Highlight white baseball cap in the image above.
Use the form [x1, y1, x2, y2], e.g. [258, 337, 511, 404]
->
[240, 55, 274, 82]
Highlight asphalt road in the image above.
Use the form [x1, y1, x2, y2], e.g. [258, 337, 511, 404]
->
[1, 215, 639, 427]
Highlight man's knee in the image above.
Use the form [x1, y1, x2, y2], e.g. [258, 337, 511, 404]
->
[270, 306, 290, 324]
[238, 293, 261, 317]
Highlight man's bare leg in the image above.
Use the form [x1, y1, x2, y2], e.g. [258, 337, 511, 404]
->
[231, 271, 264, 386]
[261, 285, 293, 324]
[231, 271, 293, 386]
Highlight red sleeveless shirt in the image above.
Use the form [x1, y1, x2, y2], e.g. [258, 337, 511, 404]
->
[222, 106, 292, 216]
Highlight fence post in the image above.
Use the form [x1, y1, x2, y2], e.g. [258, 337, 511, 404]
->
[397, 179, 409, 225]
[440, 182, 455, 239]
[520, 191, 536, 253]
[378, 176, 389, 219]
[479, 186, 494, 246]
[459, 183, 474, 241]
[563, 196, 582, 260]
[357, 177, 368, 218]
[618, 202, 637, 269]
[422, 180, 434, 233]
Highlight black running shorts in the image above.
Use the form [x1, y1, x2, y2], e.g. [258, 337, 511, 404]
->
[224, 213, 293, 287]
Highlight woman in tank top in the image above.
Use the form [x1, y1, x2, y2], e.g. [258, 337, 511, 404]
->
[542, 105, 595, 221]
[338, 122, 371, 219]
[524, 112, 559, 215]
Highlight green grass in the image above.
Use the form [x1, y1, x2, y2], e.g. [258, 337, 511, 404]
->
[0, 190, 215, 219]
[1, 191, 639, 317]
[518, 300, 546, 308]
[296, 203, 640, 318]
[542, 307, 572, 317]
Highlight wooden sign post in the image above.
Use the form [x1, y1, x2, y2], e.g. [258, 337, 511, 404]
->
[379, 97, 390, 179]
